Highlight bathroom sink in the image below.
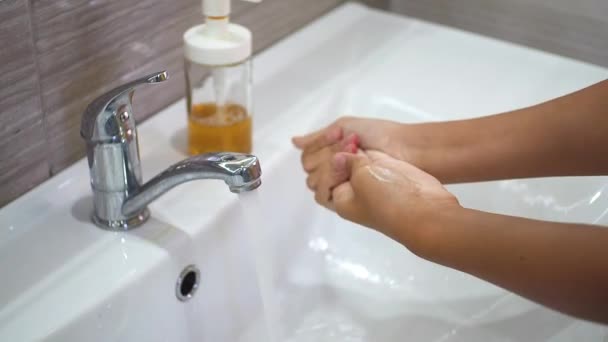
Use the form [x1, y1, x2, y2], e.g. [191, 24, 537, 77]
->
[1, 2, 608, 341]
[249, 147, 608, 341]
[0, 212, 268, 341]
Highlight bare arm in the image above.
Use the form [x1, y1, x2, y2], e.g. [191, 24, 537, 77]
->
[403, 80, 608, 182]
[325, 151, 608, 324]
[423, 207, 608, 324]
[294, 80, 608, 183]
[293, 80, 608, 323]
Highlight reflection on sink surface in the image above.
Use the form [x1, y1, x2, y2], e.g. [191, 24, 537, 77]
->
[249, 150, 608, 341]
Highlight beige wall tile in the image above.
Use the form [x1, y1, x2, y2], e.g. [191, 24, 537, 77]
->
[0, 0, 50, 207]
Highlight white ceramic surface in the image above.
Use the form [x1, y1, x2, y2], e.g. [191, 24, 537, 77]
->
[1, 3, 608, 341]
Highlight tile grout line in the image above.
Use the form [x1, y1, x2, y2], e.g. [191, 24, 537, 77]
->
[23, 0, 53, 177]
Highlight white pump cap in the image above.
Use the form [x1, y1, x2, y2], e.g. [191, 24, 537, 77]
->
[184, 0, 261, 66]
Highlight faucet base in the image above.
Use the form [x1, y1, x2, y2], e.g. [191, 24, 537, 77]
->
[92, 208, 150, 231]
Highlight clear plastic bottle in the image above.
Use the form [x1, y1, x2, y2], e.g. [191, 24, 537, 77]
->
[183, 0, 260, 155]
[185, 59, 252, 155]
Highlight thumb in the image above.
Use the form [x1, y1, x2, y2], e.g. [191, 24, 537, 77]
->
[330, 152, 367, 220]
[331, 181, 355, 217]
[331, 151, 367, 178]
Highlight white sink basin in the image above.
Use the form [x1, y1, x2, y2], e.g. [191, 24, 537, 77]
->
[1, 2, 608, 341]
[249, 104, 608, 341]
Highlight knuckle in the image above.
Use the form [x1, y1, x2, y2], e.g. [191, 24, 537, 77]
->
[315, 189, 329, 207]
[314, 191, 322, 204]
[331, 188, 352, 219]
[330, 177, 343, 190]
[306, 176, 316, 190]
[314, 180, 329, 204]
[302, 155, 315, 172]
[334, 202, 348, 219]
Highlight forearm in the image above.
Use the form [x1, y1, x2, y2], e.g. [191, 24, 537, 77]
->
[401, 80, 608, 183]
[415, 207, 608, 323]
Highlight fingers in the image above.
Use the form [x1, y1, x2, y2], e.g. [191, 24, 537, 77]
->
[314, 154, 353, 207]
[302, 147, 332, 173]
[330, 153, 370, 221]
[306, 174, 317, 190]
[311, 143, 362, 209]
[302, 134, 358, 172]
[331, 182, 356, 219]
[292, 125, 342, 152]
[332, 151, 367, 176]
[296, 127, 362, 211]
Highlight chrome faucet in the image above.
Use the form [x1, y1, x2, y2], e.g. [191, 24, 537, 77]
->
[81, 71, 262, 230]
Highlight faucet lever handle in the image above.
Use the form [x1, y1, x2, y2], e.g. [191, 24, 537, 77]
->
[81, 71, 168, 141]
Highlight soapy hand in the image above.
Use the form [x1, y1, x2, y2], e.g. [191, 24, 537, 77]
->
[292, 117, 417, 209]
[292, 118, 458, 253]
[330, 150, 460, 254]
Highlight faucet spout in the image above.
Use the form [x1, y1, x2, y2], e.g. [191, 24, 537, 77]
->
[82, 71, 263, 230]
[122, 153, 262, 218]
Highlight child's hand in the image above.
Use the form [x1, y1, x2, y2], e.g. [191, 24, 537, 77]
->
[293, 125, 360, 208]
[331, 150, 460, 254]
[292, 117, 412, 164]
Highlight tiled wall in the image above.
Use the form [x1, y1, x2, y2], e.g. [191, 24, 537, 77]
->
[0, 0, 387, 207]
[390, 0, 608, 68]
[0, 0, 49, 209]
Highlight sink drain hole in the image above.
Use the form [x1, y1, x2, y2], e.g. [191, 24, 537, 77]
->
[176, 265, 200, 302]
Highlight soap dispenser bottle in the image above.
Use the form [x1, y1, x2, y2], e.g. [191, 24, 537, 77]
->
[184, 0, 261, 155]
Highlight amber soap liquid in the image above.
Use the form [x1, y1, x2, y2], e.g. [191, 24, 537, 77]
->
[188, 102, 252, 155]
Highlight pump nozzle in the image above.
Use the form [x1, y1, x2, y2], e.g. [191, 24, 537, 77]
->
[203, 0, 262, 18]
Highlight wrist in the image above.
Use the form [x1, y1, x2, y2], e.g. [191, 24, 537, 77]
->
[398, 121, 489, 184]
[396, 123, 445, 174]
[404, 203, 466, 262]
